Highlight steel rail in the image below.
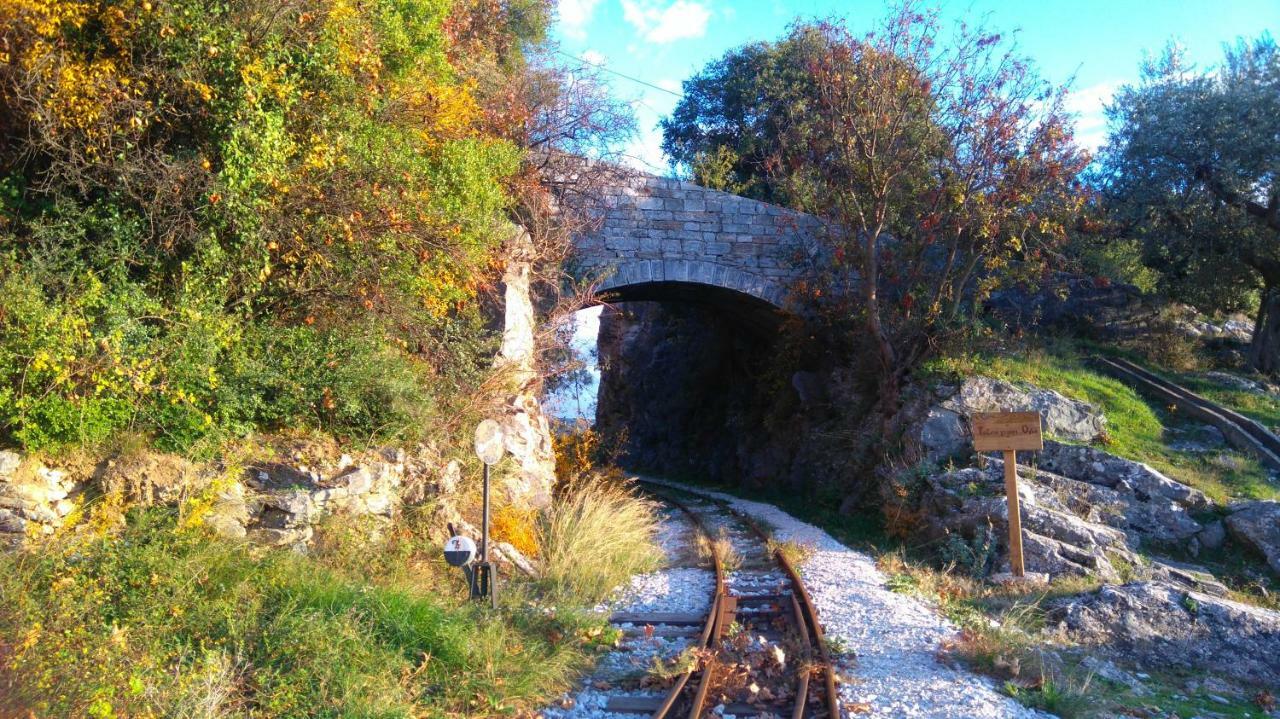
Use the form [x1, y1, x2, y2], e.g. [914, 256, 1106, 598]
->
[643, 480, 841, 719]
[644, 489, 726, 719]
[1095, 355, 1280, 470]
[721, 504, 841, 719]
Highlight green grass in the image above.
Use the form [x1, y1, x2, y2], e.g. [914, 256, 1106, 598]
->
[932, 340, 1279, 502]
[0, 509, 612, 719]
[1171, 371, 1280, 431]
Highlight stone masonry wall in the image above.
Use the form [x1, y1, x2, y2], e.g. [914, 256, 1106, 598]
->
[575, 173, 824, 308]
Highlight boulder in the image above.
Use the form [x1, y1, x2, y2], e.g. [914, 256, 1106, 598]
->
[1225, 500, 1280, 576]
[921, 376, 1107, 459]
[0, 450, 20, 479]
[1052, 581, 1280, 688]
[1037, 441, 1209, 510]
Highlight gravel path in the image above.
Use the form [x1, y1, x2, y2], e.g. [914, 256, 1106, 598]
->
[542, 481, 1048, 719]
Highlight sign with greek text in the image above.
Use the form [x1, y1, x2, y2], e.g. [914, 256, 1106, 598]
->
[971, 411, 1044, 452]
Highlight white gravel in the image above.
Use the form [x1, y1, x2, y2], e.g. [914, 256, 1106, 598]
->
[542, 479, 1049, 719]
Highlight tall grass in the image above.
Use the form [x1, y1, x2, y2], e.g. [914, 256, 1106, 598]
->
[0, 509, 601, 718]
[537, 478, 663, 602]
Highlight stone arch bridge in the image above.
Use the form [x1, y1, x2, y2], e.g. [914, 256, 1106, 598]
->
[573, 172, 824, 322]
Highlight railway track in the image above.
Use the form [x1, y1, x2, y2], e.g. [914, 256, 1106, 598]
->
[597, 485, 841, 719]
[1095, 355, 1280, 471]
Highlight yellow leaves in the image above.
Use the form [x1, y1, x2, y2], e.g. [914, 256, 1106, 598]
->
[240, 58, 295, 106]
[184, 79, 215, 103]
[2, 0, 92, 39]
[407, 78, 482, 146]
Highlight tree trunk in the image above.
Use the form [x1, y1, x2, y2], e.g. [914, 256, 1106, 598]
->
[1249, 282, 1280, 377]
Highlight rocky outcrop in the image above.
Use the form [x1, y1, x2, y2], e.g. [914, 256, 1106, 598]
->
[0, 446, 463, 553]
[919, 441, 1216, 583]
[1225, 500, 1280, 576]
[920, 376, 1107, 459]
[493, 226, 556, 509]
[1052, 581, 1280, 688]
[0, 450, 77, 547]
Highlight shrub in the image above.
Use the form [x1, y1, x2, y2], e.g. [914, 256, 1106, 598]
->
[492, 504, 540, 558]
[0, 0, 537, 454]
[537, 477, 662, 602]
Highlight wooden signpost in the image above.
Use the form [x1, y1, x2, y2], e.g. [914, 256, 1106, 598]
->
[971, 411, 1043, 578]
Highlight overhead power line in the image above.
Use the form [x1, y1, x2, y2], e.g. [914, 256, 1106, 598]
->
[554, 49, 683, 98]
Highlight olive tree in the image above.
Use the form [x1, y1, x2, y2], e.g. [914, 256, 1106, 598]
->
[1101, 36, 1280, 374]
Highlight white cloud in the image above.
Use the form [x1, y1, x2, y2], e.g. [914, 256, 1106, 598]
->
[558, 0, 601, 39]
[620, 0, 711, 44]
[581, 49, 607, 66]
[1064, 80, 1121, 153]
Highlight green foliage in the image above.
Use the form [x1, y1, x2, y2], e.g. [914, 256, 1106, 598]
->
[938, 524, 999, 579]
[0, 508, 598, 718]
[0, 0, 532, 453]
[1067, 235, 1160, 294]
[1099, 34, 1280, 373]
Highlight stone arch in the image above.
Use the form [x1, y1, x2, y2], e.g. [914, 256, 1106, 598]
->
[594, 259, 787, 308]
[588, 259, 789, 333]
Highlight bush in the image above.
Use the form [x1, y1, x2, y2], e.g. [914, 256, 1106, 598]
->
[0, 0, 538, 454]
[537, 477, 662, 602]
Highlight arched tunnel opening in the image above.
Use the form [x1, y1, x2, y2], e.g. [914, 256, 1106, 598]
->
[547, 281, 852, 494]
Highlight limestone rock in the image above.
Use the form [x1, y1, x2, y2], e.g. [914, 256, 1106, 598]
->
[1037, 441, 1209, 510]
[1225, 500, 1280, 576]
[1052, 581, 1280, 687]
[920, 449, 1210, 579]
[0, 450, 20, 479]
[921, 376, 1107, 459]
[99, 453, 204, 506]
[0, 508, 26, 534]
[491, 226, 555, 509]
[1197, 520, 1227, 550]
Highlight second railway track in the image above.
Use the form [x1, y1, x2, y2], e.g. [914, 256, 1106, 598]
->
[594, 483, 841, 719]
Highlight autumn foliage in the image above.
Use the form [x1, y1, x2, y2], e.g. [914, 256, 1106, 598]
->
[0, 0, 551, 451]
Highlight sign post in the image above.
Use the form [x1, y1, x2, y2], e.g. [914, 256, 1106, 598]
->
[971, 411, 1043, 578]
[473, 419, 506, 609]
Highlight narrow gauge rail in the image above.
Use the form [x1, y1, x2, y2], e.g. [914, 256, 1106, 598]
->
[599, 484, 840, 719]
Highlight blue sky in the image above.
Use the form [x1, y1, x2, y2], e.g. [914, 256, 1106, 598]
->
[552, 0, 1279, 172]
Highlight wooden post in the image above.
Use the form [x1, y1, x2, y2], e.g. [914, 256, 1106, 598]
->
[972, 412, 1042, 580]
[1002, 449, 1025, 577]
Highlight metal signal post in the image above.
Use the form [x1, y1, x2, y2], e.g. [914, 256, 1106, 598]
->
[470, 419, 505, 608]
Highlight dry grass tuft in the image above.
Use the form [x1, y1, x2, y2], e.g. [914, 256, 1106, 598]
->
[537, 477, 663, 602]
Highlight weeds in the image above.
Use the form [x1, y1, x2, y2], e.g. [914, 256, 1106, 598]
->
[537, 477, 663, 602]
[0, 508, 601, 718]
[767, 538, 816, 566]
[700, 529, 743, 572]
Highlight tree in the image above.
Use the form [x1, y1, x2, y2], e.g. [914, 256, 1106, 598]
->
[663, 6, 1087, 425]
[1100, 36, 1280, 374]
